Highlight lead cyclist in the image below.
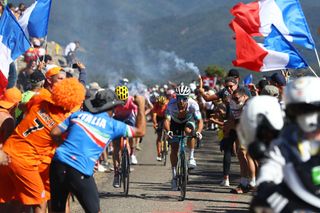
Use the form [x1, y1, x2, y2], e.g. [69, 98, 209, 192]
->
[164, 84, 203, 190]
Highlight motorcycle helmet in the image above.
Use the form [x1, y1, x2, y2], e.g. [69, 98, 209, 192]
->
[284, 77, 320, 133]
[237, 96, 284, 159]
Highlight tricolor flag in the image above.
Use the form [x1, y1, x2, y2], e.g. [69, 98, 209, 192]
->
[231, 21, 307, 72]
[0, 6, 30, 94]
[230, 0, 315, 49]
[18, 0, 52, 38]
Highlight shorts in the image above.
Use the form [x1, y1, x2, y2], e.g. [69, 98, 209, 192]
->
[169, 119, 195, 143]
[50, 160, 100, 213]
[0, 159, 46, 204]
[155, 116, 165, 134]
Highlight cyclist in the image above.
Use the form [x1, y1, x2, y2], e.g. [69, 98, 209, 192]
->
[246, 77, 320, 212]
[49, 89, 146, 213]
[152, 96, 169, 161]
[112, 85, 139, 187]
[164, 84, 203, 190]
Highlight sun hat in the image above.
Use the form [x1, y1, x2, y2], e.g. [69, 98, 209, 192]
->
[84, 89, 124, 114]
[0, 87, 22, 109]
[261, 85, 280, 97]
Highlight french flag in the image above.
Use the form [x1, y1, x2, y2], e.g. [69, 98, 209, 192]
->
[0, 7, 30, 95]
[231, 0, 315, 49]
[231, 21, 308, 72]
[18, 0, 52, 38]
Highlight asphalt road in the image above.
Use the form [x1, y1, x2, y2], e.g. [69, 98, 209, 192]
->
[70, 123, 252, 213]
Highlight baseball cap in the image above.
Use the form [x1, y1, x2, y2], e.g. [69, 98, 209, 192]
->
[271, 73, 286, 86]
[0, 87, 22, 109]
[45, 65, 63, 79]
[227, 69, 240, 78]
[30, 71, 45, 84]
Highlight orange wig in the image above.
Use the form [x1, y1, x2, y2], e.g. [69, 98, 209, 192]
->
[51, 78, 86, 111]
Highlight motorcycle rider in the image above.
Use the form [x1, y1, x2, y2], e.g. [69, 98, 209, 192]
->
[239, 76, 320, 212]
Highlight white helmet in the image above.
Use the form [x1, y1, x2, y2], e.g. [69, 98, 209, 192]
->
[175, 85, 191, 96]
[237, 96, 284, 148]
[284, 76, 320, 133]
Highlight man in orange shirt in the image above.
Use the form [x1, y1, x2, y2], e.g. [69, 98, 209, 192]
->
[0, 78, 86, 213]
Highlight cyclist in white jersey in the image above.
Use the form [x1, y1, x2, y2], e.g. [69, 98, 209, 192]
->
[164, 85, 203, 190]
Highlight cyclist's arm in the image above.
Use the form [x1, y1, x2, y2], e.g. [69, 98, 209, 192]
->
[164, 116, 171, 132]
[196, 118, 203, 133]
[152, 112, 157, 129]
[131, 95, 146, 137]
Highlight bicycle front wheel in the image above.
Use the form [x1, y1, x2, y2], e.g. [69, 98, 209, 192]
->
[179, 153, 187, 201]
[121, 148, 130, 196]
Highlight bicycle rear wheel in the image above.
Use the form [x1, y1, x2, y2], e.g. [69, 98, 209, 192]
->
[162, 140, 168, 166]
[179, 153, 187, 201]
[121, 148, 130, 196]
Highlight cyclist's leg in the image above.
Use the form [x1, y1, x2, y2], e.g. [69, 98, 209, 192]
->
[156, 117, 164, 160]
[169, 120, 183, 189]
[129, 138, 138, 165]
[112, 138, 122, 187]
[185, 121, 197, 168]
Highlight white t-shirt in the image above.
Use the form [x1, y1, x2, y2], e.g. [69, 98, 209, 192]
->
[64, 42, 77, 56]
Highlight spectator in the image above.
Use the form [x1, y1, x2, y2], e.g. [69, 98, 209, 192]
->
[0, 78, 86, 213]
[0, 87, 22, 166]
[44, 65, 66, 91]
[17, 60, 37, 92]
[15, 71, 46, 124]
[64, 41, 80, 66]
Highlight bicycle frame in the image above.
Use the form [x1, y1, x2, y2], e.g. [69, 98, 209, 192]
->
[171, 134, 190, 201]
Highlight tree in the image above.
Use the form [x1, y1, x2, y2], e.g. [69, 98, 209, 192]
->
[204, 65, 226, 77]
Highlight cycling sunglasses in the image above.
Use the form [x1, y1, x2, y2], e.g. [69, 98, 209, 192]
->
[177, 96, 188, 102]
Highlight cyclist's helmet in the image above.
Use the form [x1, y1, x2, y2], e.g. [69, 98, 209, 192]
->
[284, 76, 320, 133]
[175, 85, 191, 96]
[115, 85, 129, 101]
[157, 96, 167, 105]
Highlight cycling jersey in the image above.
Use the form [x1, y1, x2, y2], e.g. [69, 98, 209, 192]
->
[53, 110, 134, 176]
[152, 102, 168, 118]
[165, 98, 202, 124]
[114, 96, 138, 126]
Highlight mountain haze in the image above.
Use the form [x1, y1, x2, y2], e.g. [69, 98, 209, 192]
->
[11, 0, 320, 84]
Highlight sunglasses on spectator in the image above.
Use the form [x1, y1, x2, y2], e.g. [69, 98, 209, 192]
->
[233, 96, 242, 102]
[226, 84, 235, 89]
[177, 96, 188, 102]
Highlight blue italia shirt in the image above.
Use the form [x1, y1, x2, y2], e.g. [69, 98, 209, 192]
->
[53, 110, 134, 176]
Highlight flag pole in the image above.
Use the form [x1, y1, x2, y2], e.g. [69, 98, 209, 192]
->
[308, 66, 319, 78]
[314, 48, 320, 70]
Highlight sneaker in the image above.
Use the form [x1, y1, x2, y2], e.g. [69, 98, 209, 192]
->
[113, 175, 120, 188]
[97, 164, 108, 172]
[188, 158, 197, 169]
[171, 178, 178, 190]
[156, 156, 162, 161]
[130, 155, 138, 165]
[136, 143, 142, 151]
[220, 179, 230, 187]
